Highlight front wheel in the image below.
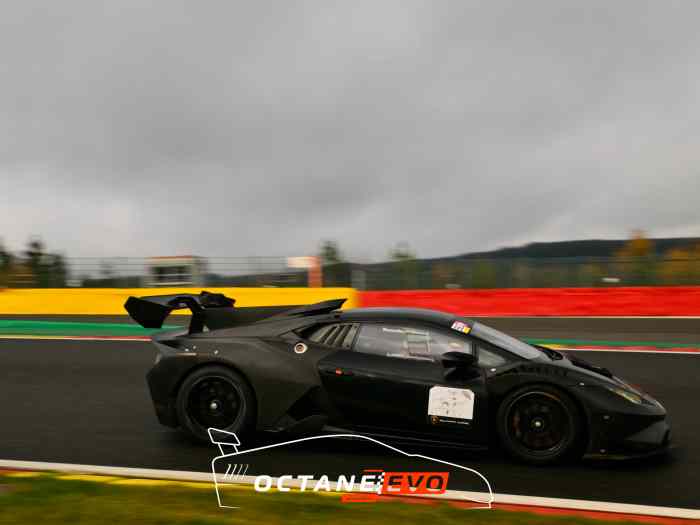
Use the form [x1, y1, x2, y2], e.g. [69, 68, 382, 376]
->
[496, 385, 583, 465]
[175, 365, 255, 443]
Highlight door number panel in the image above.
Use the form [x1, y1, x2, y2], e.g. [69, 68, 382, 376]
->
[428, 386, 475, 423]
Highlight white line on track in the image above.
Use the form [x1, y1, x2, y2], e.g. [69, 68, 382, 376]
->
[0, 459, 698, 519]
[557, 347, 700, 355]
[2, 335, 699, 355]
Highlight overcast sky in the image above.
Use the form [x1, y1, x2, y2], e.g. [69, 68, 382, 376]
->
[1, 1, 699, 261]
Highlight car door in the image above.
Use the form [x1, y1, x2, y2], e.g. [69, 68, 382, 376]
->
[318, 322, 489, 444]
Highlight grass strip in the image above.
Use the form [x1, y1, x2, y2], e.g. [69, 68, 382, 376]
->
[0, 471, 673, 525]
[0, 320, 181, 337]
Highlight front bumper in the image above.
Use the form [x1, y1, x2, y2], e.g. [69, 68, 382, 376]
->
[585, 419, 671, 460]
[621, 419, 671, 453]
[573, 384, 671, 459]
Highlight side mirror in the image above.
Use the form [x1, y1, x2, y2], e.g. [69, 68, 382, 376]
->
[441, 351, 477, 369]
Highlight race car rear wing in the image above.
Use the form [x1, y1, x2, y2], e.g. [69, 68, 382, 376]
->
[124, 291, 236, 333]
[124, 291, 347, 334]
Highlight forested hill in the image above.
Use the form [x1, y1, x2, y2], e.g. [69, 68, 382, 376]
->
[456, 237, 700, 260]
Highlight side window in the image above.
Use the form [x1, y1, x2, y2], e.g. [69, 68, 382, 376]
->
[354, 324, 472, 361]
[477, 346, 509, 368]
[354, 324, 406, 357]
[428, 330, 473, 357]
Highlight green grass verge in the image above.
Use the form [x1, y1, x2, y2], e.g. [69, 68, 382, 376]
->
[0, 472, 642, 525]
[0, 320, 181, 337]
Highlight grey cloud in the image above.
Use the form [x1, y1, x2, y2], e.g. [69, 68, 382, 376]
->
[1, 1, 699, 260]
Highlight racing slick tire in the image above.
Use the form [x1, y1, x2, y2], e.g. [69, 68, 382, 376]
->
[175, 365, 255, 443]
[496, 384, 583, 465]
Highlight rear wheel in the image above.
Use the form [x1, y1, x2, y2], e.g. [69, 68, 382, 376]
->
[496, 385, 582, 465]
[175, 365, 255, 443]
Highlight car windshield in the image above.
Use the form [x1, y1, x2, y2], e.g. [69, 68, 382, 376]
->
[470, 322, 541, 359]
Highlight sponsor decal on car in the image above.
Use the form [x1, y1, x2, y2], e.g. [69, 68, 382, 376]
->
[450, 321, 471, 334]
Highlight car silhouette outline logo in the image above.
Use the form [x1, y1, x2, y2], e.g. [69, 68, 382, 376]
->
[208, 427, 494, 510]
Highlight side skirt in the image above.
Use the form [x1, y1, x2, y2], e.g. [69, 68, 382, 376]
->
[320, 425, 489, 452]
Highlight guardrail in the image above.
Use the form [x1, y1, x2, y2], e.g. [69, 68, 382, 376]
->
[3, 255, 700, 289]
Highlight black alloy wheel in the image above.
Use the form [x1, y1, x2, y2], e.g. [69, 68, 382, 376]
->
[187, 376, 242, 429]
[176, 365, 255, 443]
[497, 385, 582, 465]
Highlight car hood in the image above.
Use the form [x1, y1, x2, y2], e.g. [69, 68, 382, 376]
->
[566, 353, 616, 381]
[544, 349, 658, 401]
[531, 345, 617, 385]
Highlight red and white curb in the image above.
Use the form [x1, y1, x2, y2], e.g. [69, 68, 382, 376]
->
[0, 459, 698, 521]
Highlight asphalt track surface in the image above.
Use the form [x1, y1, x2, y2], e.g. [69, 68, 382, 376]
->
[0, 317, 699, 509]
[5, 314, 700, 343]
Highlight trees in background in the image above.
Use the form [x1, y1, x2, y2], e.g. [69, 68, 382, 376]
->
[613, 230, 656, 285]
[0, 240, 12, 287]
[611, 231, 700, 286]
[316, 234, 700, 289]
[2, 232, 700, 289]
[389, 241, 419, 289]
[318, 240, 349, 287]
[0, 237, 67, 287]
[659, 243, 700, 284]
[0, 241, 12, 268]
[615, 230, 654, 259]
[319, 240, 343, 266]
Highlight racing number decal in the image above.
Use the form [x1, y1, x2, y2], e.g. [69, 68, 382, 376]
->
[428, 386, 475, 424]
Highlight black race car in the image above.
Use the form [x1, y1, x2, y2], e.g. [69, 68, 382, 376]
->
[126, 291, 670, 465]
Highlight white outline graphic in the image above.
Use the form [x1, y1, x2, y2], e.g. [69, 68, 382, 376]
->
[208, 427, 494, 510]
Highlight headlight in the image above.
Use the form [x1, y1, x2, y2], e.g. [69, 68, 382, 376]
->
[606, 385, 644, 405]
